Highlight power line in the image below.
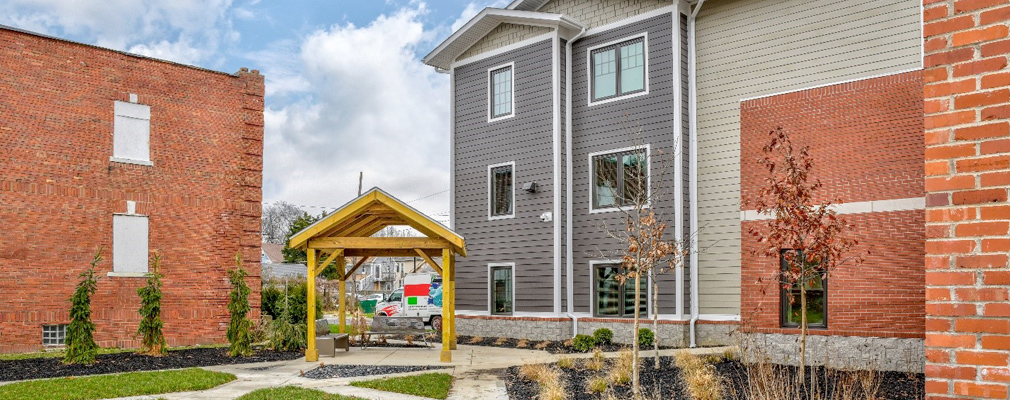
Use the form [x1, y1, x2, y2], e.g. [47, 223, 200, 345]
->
[406, 189, 449, 204]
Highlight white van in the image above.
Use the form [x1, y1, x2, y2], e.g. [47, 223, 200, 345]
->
[374, 273, 443, 331]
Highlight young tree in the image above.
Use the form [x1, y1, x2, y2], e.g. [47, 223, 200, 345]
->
[137, 253, 166, 356]
[65, 249, 102, 365]
[227, 252, 254, 357]
[747, 127, 860, 383]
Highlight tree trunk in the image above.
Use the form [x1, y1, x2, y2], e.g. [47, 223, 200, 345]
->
[653, 276, 659, 369]
[800, 281, 807, 390]
[633, 273, 641, 396]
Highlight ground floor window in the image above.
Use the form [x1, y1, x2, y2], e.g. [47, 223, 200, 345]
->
[594, 263, 647, 317]
[490, 264, 513, 315]
[780, 250, 826, 328]
[42, 324, 67, 346]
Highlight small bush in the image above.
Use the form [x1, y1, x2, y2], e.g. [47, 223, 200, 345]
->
[267, 303, 306, 351]
[638, 328, 654, 347]
[136, 254, 166, 356]
[572, 334, 596, 352]
[227, 253, 253, 357]
[675, 351, 724, 400]
[535, 341, 550, 350]
[519, 364, 567, 400]
[468, 336, 484, 344]
[586, 347, 605, 371]
[557, 356, 575, 369]
[65, 249, 102, 365]
[516, 339, 529, 348]
[592, 328, 614, 346]
[519, 363, 550, 381]
[586, 376, 608, 394]
[494, 337, 508, 346]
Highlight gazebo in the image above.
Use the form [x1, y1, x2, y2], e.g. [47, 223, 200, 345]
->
[287, 188, 466, 362]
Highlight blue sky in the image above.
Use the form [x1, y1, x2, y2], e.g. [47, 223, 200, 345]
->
[1, 0, 509, 221]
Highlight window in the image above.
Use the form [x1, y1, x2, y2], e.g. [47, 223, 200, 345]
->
[780, 250, 827, 328]
[42, 324, 67, 346]
[591, 147, 648, 211]
[111, 99, 152, 165]
[113, 214, 149, 275]
[594, 263, 648, 317]
[490, 264, 513, 315]
[488, 64, 514, 121]
[489, 162, 515, 219]
[387, 289, 402, 303]
[590, 36, 647, 103]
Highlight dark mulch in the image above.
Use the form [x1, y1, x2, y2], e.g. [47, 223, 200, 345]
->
[416, 334, 653, 354]
[303, 364, 439, 379]
[0, 348, 302, 382]
[716, 360, 925, 400]
[503, 357, 685, 400]
[503, 357, 925, 400]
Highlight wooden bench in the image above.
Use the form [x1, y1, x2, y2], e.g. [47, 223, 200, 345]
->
[364, 316, 428, 348]
[315, 319, 349, 357]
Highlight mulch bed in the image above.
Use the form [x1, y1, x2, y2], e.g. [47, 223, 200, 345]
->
[0, 348, 302, 382]
[303, 364, 439, 379]
[411, 334, 661, 354]
[503, 357, 925, 400]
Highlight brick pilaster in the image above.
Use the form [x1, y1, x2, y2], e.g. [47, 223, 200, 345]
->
[924, 1, 1010, 399]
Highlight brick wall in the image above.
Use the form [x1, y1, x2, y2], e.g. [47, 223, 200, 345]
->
[0, 28, 263, 353]
[923, 0, 1010, 398]
[739, 72, 926, 339]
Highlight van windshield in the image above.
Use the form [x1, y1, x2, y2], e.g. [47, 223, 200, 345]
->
[387, 290, 402, 303]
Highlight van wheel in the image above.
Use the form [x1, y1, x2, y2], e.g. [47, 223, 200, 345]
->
[430, 316, 442, 333]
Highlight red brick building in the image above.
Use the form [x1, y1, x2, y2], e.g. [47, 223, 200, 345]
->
[0, 26, 263, 353]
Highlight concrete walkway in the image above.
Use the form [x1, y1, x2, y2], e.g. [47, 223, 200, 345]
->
[106, 344, 734, 400]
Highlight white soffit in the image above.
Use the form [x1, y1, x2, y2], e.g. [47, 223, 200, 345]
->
[423, 8, 584, 70]
[506, 0, 551, 11]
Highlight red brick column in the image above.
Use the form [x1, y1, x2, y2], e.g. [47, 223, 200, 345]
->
[924, 1, 1010, 398]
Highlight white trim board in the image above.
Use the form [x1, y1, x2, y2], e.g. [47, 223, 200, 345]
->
[740, 197, 925, 221]
[738, 67, 923, 103]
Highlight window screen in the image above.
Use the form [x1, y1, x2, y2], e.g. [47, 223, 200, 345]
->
[592, 148, 647, 210]
[113, 214, 149, 273]
[112, 101, 151, 163]
[490, 164, 514, 217]
[490, 66, 513, 119]
[591, 37, 646, 102]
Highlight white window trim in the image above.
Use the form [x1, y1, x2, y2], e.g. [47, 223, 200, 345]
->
[109, 157, 153, 167]
[488, 161, 517, 220]
[586, 32, 650, 107]
[487, 62, 516, 123]
[589, 259, 652, 318]
[587, 144, 651, 214]
[488, 262, 516, 316]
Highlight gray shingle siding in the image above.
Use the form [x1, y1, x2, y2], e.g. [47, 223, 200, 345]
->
[453, 38, 557, 313]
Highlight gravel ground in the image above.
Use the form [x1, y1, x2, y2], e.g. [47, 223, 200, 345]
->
[303, 364, 439, 379]
[0, 348, 302, 382]
[503, 357, 925, 400]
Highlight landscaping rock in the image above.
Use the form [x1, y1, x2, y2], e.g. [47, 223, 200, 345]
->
[303, 364, 438, 379]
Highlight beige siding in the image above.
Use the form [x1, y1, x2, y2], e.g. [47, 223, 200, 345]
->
[539, 0, 673, 28]
[693, 0, 921, 315]
[458, 23, 552, 61]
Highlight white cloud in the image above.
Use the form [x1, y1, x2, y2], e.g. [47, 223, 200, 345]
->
[450, 0, 510, 32]
[0, 0, 237, 66]
[262, 5, 451, 220]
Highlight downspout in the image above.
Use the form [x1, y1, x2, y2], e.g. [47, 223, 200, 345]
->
[435, 67, 454, 230]
[688, 0, 705, 349]
[565, 25, 587, 338]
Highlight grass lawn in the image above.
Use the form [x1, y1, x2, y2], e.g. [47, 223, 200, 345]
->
[350, 372, 453, 399]
[0, 368, 235, 400]
[236, 387, 363, 400]
[0, 344, 227, 361]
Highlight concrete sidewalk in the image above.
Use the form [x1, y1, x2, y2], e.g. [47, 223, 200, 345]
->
[109, 344, 734, 400]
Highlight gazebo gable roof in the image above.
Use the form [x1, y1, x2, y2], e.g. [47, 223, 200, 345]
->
[287, 188, 466, 256]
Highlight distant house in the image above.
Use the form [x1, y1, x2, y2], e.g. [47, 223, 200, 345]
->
[261, 243, 286, 264]
[0, 25, 264, 353]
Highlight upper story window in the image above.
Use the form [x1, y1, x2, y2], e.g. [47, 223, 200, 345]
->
[590, 35, 647, 104]
[590, 146, 649, 211]
[111, 96, 152, 165]
[780, 250, 827, 329]
[489, 162, 515, 220]
[488, 63, 514, 122]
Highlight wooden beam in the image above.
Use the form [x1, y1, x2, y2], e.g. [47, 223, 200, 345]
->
[306, 249, 319, 362]
[309, 237, 452, 250]
[414, 248, 442, 276]
[342, 249, 443, 258]
[346, 256, 370, 278]
[316, 249, 343, 278]
[338, 256, 346, 334]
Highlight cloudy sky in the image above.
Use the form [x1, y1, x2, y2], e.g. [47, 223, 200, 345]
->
[1, 0, 510, 223]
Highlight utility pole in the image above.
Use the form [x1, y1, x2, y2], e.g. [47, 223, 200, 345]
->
[358, 171, 363, 196]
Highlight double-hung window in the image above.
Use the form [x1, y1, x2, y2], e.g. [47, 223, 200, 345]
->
[594, 263, 648, 317]
[590, 36, 646, 103]
[489, 162, 515, 219]
[488, 64, 514, 121]
[591, 147, 648, 210]
[780, 250, 827, 328]
[490, 264, 513, 315]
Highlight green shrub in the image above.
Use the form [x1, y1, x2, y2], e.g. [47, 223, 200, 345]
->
[260, 285, 283, 319]
[571, 334, 596, 353]
[261, 280, 323, 324]
[267, 299, 307, 351]
[227, 253, 253, 357]
[65, 249, 102, 365]
[637, 328, 654, 348]
[592, 328, 613, 345]
[136, 254, 166, 356]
